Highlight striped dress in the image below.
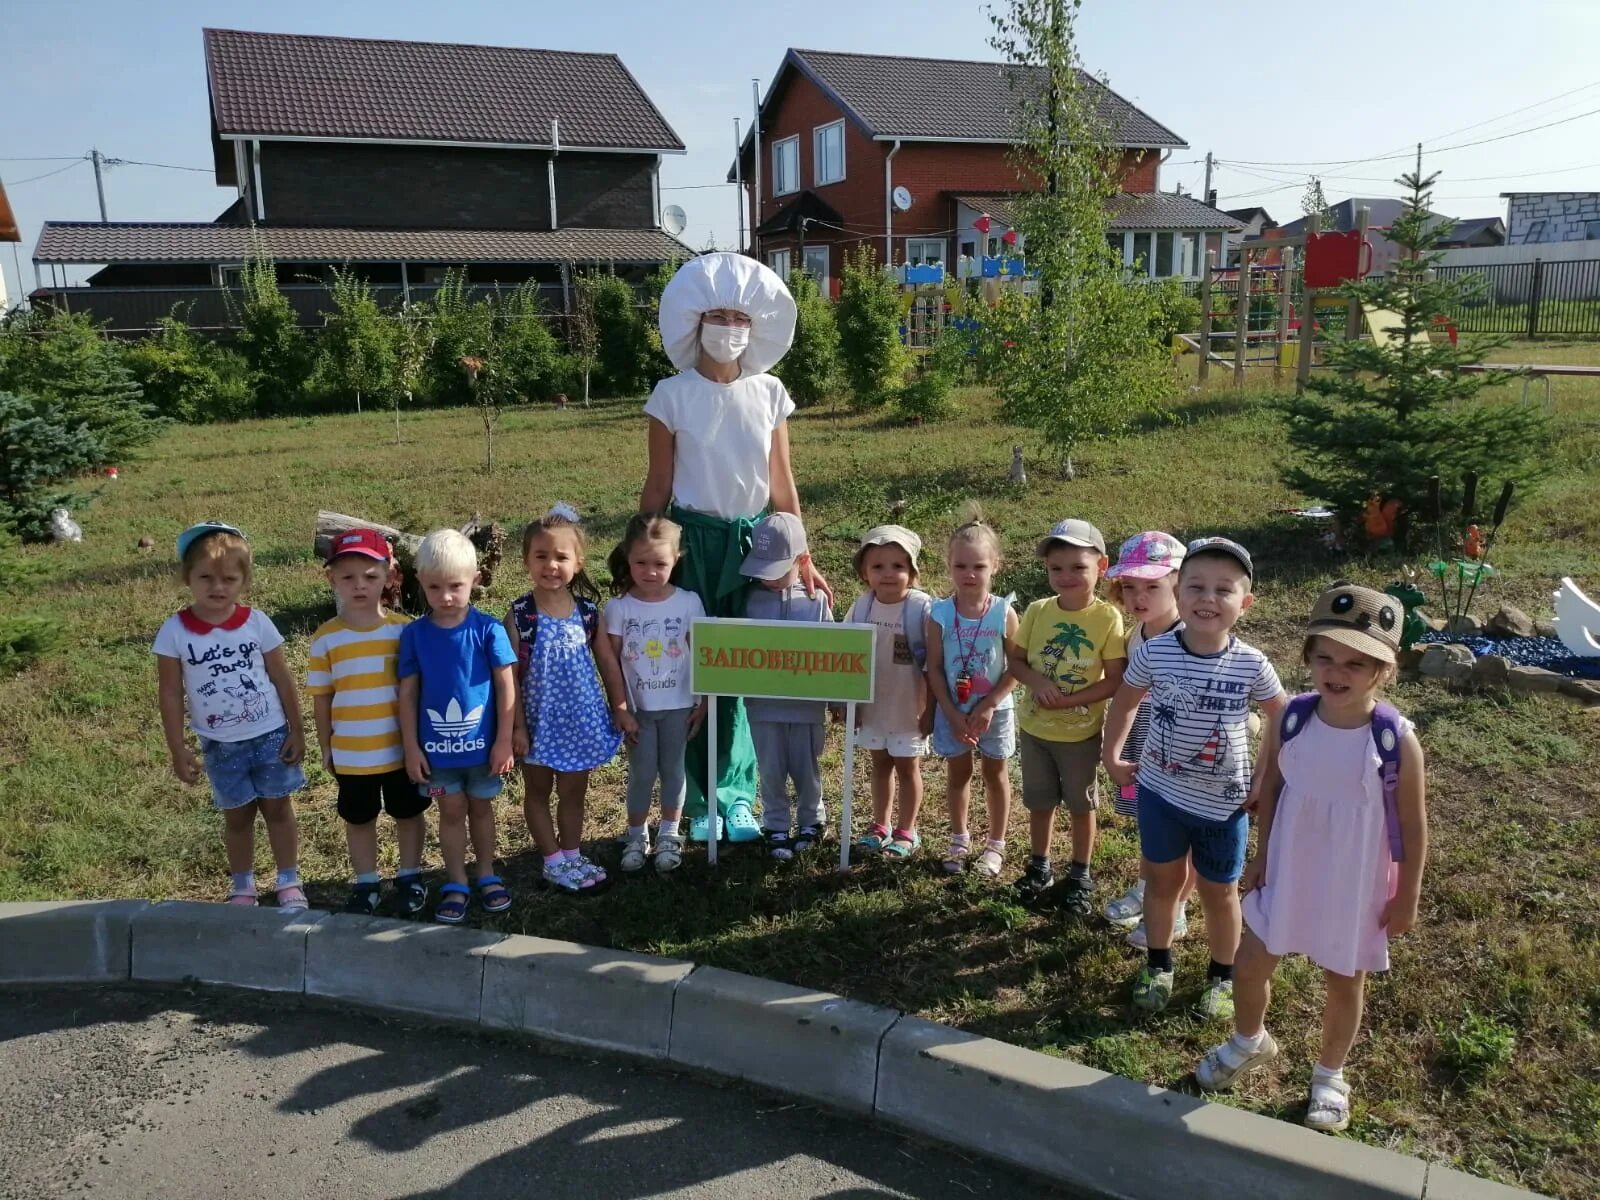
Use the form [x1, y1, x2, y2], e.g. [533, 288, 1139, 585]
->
[305, 612, 411, 774]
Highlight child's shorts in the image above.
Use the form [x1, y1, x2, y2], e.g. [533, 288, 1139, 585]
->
[858, 728, 930, 758]
[417, 763, 504, 801]
[198, 726, 305, 810]
[1018, 729, 1100, 814]
[1137, 783, 1247, 884]
[932, 706, 1016, 761]
[337, 768, 432, 824]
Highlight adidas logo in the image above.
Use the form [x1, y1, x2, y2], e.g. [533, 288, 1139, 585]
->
[426, 697, 484, 736]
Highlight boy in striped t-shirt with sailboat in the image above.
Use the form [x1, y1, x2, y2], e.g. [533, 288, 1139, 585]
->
[307, 529, 427, 916]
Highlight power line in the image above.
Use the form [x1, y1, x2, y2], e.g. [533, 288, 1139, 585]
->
[115, 158, 212, 173]
[0, 155, 85, 163]
[5, 159, 88, 186]
[660, 182, 736, 190]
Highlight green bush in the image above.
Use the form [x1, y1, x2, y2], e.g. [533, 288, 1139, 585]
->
[1148, 280, 1202, 342]
[591, 274, 654, 398]
[894, 325, 966, 423]
[233, 251, 313, 415]
[421, 270, 492, 407]
[0, 391, 105, 541]
[836, 247, 907, 409]
[496, 283, 565, 402]
[122, 315, 254, 424]
[312, 267, 396, 414]
[0, 613, 64, 674]
[775, 269, 840, 407]
[0, 308, 158, 462]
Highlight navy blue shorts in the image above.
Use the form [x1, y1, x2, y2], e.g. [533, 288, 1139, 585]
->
[1137, 783, 1248, 884]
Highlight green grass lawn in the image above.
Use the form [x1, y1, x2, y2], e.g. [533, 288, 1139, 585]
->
[3, 349, 1598, 1197]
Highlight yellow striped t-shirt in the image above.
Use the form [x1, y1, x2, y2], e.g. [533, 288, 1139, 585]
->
[306, 612, 410, 775]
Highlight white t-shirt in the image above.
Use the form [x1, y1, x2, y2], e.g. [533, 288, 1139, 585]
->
[857, 596, 928, 737]
[643, 368, 796, 519]
[152, 606, 287, 743]
[604, 587, 706, 711]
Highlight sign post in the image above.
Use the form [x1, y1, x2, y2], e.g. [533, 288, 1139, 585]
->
[690, 618, 876, 868]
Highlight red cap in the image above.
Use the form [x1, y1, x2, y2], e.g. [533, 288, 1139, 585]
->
[327, 528, 391, 564]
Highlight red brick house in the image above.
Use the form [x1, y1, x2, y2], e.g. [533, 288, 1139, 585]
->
[733, 48, 1241, 294]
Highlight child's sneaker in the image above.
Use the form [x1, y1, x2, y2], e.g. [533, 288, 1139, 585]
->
[1126, 906, 1190, 948]
[344, 881, 382, 915]
[620, 828, 651, 873]
[1196, 1030, 1279, 1091]
[1199, 978, 1235, 1021]
[1103, 881, 1145, 928]
[1014, 859, 1055, 903]
[763, 829, 795, 862]
[395, 874, 428, 916]
[1131, 965, 1174, 1013]
[654, 833, 684, 873]
[1057, 871, 1095, 917]
[793, 824, 825, 853]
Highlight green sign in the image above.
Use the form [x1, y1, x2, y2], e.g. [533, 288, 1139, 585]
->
[690, 618, 875, 703]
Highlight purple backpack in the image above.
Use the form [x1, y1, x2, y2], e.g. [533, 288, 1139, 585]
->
[1279, 692, 1406, 862]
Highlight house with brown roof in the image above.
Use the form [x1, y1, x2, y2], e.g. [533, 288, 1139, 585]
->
[732, 48, 1241, 294]
[32, 28, 689, 330]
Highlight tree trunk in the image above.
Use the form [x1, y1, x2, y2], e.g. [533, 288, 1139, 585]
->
[582, 367, 591, 407]
[355, 389, 362, 414]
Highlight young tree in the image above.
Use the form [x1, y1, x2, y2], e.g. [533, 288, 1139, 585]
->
[568, 270, 601, 407]
[233, 249, 312, 415]
[496, 282, 563, 402]
[1302, 176, 1335, 227]
[835, 246, 906, 409]
[422, 270, 491, 407]
[314, 267, 396, 414]
[774, 268, 840, 407]
[592, 273, 654, 397]
[391, 302, 434, 443]
[986, 0, 1173, 466]
[1279, 166, 1548, 545]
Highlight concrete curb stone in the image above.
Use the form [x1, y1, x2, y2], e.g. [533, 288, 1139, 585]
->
[669, 965, 898, 1115]
[304, 912, 505, 1023]
[131, 900, 329, 993]
[481, 934, 692, 1059]
[875, 1015, 1428, 1200]
[1424, 1164, 1547, 1199]
[0, 900, 150, 983]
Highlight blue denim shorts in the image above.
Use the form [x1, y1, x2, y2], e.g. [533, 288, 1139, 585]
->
[198, 726, 306, 810]
[417, 762, 504, 801]
[1137, 783, 1248, 884]
[931, 705, 1017, 761]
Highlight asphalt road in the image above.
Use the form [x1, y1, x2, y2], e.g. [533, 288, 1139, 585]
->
[0, 987, 1078, 1200]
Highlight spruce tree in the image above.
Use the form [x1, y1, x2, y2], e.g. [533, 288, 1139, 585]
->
[1278, 167, 1548, 546]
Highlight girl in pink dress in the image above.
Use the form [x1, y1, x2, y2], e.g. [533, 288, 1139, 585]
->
[1194, 583, 1428, 1134]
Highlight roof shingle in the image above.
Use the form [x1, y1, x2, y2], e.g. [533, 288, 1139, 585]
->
[35, 222, 690, 265]
[790, 48, 1185, 147]
[203, 28, 683, 151]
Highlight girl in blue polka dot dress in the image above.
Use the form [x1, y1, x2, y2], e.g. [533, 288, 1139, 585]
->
[507, 505, 635, 893]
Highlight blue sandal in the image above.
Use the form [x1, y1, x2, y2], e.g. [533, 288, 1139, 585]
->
[855, 824, 892, 853]
[434, 882, 470, 925]
[882, 829, 921, 860]
[476, 875, 512, 914]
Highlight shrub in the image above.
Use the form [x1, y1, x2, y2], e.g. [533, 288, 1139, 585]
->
[233, 250, 313, 415]
[422, 270, 492, 408]
[836, 246, 906, 409]
[775, 269, 840, 407]
[313, 267, 396, 414]
[1148, 280, 1202, 342]
[591, 273, 654, 397]
[641, 257, 682, 383]
[0, 390, 105, 541]
[895, 324, 966, 423]
[122, 315, 254, 424]
[0, 308, 158, 462]
[0, 613, 64, 675]
[496, 283, 564, 402]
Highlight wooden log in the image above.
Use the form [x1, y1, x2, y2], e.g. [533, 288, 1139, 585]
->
[314, 511, 505, 614]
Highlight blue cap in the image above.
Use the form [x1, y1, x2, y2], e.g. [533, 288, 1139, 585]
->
[1184, 536, 1253, 579]
[177, 521, 245, 562]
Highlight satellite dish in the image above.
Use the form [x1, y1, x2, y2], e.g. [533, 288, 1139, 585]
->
[892, 186, 913, 213]
[662, 204, 688, 236]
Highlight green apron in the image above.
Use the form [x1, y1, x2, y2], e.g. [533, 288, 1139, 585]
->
[671, 505, 759, 821]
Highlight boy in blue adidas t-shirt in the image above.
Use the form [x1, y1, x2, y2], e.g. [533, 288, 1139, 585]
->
[1102, 538, 1287, 1018]
[399, 529, 517, 924]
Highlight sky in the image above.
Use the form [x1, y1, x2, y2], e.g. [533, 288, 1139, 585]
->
[5, 0, 1600, 297]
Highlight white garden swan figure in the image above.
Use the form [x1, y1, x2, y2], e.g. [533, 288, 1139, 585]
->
[1552, 577, 1600, 657]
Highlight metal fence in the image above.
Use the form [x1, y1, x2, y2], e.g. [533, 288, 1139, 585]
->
[1434, 259, 1600, 338]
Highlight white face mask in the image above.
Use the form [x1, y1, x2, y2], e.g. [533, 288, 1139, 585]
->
[700, 323, 751, 363]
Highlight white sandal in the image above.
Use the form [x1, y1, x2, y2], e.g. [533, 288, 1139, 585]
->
[941, 835, 971, 874]
[973, 842, 1004, 878]
[1195, 1031, 1279, 1091]
[1304, 1076, 1351, 1132]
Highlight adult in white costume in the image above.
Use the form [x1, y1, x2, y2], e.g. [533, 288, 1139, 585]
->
[640, 253, 830, 842]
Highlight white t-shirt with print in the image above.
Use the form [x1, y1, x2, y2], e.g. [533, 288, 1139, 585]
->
[604, 588, 706, 711]
[642, 369, 796, 520]
[152, 606, 287, 743]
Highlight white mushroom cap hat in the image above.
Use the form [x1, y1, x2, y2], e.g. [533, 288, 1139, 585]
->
[658, 252, 797, 376]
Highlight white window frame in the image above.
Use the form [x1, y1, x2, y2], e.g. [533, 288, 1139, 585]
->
[772, 136, 799, 197]
[802, 244, 829, 289]
[905, 238, 946, 267]
[812, 120, 845, 187]
[767, 248, 793, 277]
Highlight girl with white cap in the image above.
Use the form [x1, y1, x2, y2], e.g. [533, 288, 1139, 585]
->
[640, 253, 831, 844]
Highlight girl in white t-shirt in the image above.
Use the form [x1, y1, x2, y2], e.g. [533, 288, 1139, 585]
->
[604, 513, 707, 874]
[639, 253, 831, 847]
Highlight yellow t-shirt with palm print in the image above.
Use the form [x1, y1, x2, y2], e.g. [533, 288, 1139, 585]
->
[1016, 596, 1127, 742]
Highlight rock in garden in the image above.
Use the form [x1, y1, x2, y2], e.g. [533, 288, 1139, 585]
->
[1534, 619, 1558, 639]
[1507, 665, 1563, 693]
[1397, 647, 1423, 674]
[1419, 644, 1475, 683]
[1470, 653, 1511, 687]
[136, 535, 155, 551]
[1446, 614, 1483, 636]
[1558, 678, 1600, 706]
[1486, 605, 1536, 639]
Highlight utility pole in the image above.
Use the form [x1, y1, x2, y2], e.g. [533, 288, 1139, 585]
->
[751, 77, 763, 260]
[1203, 151, 1214, 206]
[90, 148, 108, 222]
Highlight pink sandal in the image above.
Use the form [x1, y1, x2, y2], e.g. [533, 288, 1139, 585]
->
[275, 884, 309, 912]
